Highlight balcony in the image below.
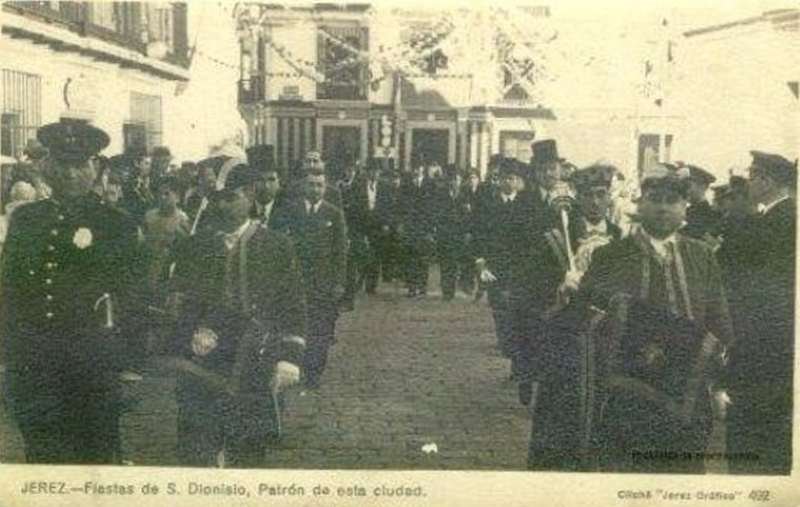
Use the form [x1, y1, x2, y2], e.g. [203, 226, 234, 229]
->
[238, 75, 266, 104]
[3, 1, 189, 70]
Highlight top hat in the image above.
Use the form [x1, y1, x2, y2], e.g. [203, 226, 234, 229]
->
[531, 140, 564, 166]
[37, 118, 109, 163]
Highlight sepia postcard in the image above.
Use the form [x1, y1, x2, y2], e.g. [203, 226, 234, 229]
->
[0, 0, 797, 505]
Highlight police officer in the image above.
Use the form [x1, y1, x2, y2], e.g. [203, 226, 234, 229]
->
[0, 118, 140, 464]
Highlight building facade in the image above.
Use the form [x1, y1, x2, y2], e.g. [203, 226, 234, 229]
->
[237, 4, 556, 179]
[1, 1, 191, 160]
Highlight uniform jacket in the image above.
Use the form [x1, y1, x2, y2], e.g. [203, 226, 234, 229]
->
[725, 198, 796, 391]
[1, 194, 140, 422]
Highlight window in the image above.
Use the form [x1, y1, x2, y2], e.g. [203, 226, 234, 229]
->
[145, 3, 174, 53]
[89, 2, 117, 31]
[129, 92, 162, 151]
[317, 25, 368, 100]
[1, 69, 42, 158]
[499, 131, 536, 163]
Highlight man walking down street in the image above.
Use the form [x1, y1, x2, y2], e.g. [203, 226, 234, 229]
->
[275, 167, 348, 390]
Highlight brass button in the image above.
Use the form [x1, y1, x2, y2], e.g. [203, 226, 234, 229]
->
[29, 270, 35, 275]
[50, 229, 59, 236]
[47, 245, 55, 252]
[45, 278, 52, 285]
[58, 215, 65, 221]
[45, 294, 53, 301]
[45, 312, 54, 319]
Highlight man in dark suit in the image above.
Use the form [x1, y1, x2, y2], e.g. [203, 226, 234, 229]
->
[474, 159, 531, 362]
[681, 163, 723, 242]
[1, 119, 140, 464]
[274, 167, 347, 389]
[171, 163, 306, 468]
[400, 163, 436, 297]
[375, 169, 405, 284]
[507, 140, 565, 380]
[343, 162, 382, 304]
[725, 151, 796, 475]
[435, 166, 472, 300]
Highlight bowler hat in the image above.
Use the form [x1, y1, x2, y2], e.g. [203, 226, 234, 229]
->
[531, 140, 564, 166]
[37, 118, 109, 163]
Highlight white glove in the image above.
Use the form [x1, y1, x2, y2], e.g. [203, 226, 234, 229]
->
[562, 269, 582, 293]
[475, 258, 497, 283]
[191, 327, 218, 357]
[712, 389, 731, 420]
[480, 269, 497, 283]
[271, 361, 301, 392]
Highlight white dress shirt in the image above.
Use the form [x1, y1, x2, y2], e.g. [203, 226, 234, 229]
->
[367, 180, 377, 211]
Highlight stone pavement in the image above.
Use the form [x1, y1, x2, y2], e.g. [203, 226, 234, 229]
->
[0, 273, 725, 471]
[0, 278, 532, 469]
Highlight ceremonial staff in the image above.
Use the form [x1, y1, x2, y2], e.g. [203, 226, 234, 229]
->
[548, 180, 577, 272]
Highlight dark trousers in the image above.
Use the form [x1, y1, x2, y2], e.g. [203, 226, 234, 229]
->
[377, 231, 403, 282]
[10, 384, 120, 464]
[176, 375, 280, 468]
[727, 387, 792, 475]
[487, 283, 514, 357]
[303, 302, 338, 387]
[405, 238, 431, 294]
[343, 238, 380, 304]
[439, 242, 468, 299]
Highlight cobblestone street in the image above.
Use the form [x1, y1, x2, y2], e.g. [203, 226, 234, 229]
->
[0, 274, 533, 469]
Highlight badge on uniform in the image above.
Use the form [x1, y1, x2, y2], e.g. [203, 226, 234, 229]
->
[73, 227, 93, 249]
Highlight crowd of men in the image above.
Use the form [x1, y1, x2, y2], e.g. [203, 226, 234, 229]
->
[0, 117, 795, 475]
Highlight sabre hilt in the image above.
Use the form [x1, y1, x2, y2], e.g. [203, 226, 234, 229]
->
[94, 293, 115, 329]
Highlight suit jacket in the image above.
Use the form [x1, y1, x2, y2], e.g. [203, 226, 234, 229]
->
[338, 175, 381, 241]
[399, 175, 436, 238]
[1, 194, 141, 422]
[171, 222, 307, 377]
[375, 183, 403, 232]
[274, 200, 348, 305]
[726, 198, 796, 391]
[434, 184, 471, 248]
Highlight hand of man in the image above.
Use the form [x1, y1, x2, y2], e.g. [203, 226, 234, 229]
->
[271, 361, 301, 392]
[192, 327, 218, 357]
[480, 269, 497, 283]
[712, 389, 731, 421]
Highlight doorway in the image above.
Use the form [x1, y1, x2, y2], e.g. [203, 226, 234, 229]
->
[410, 128, 449, 168]
[322, 125, 361, 182]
